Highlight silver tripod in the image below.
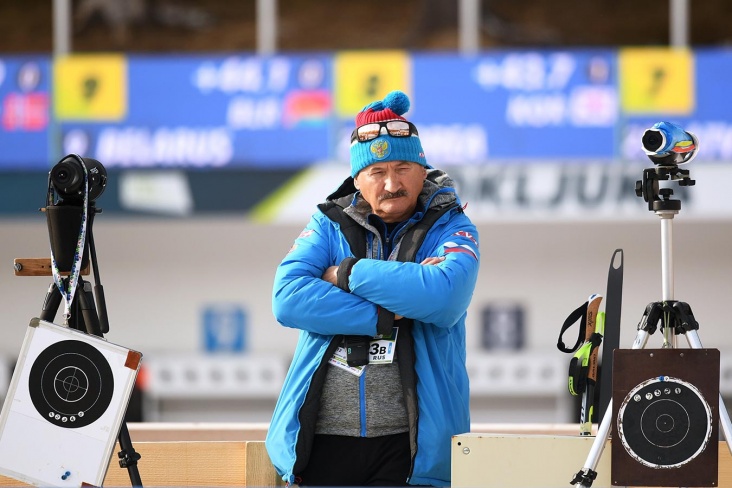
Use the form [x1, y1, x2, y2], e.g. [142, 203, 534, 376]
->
[570, 131, 732, 486]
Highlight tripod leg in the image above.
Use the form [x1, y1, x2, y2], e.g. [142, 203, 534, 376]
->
[75, 279, 103, 337]
[719, 398, 732, 457]
[630, 329, 650, 350]
[40, 283, 61, 322]
[572, 324, 652, 486]
[117, 423, 142, 486]
[571, 400, 613, 487]
[685, 330, 732, 456]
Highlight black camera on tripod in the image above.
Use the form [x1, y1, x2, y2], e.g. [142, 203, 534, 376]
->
[46, 154, 107, 272]
[35, 156, 142, 482]
[49, 154, 108, 204]
[635, 121, 697, 212]
[42, 153, 111, 336]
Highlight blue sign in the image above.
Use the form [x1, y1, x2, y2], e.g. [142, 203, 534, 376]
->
[202, 304, 247, 353]
[0, 56, 52, 170]
[3, 49, 732, 173]
[620, 48, 732, 163]
[60, 54, 334, 169]
[411, 50, 619, 163]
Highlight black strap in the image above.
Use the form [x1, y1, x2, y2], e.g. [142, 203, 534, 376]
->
[567, 331, 603, 396]
[557, 301, 588, 353]
[396, 204, 458, 261]
[318, 199, 367, 258]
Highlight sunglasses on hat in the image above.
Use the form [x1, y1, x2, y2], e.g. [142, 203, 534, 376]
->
[350, 120, 419, 143]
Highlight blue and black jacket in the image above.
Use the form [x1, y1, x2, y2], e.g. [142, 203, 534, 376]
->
[266, 170, 480, 486]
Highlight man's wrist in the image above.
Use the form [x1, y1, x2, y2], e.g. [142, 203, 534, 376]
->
[336, 257, 359, 292]
[376, 306, 395, 337]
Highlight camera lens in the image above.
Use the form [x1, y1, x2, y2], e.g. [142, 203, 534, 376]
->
[49, 155, 107, 202]
[642, 129, 664, 153]
[50, 160, 83, 196]
[55, 170, 70, 184]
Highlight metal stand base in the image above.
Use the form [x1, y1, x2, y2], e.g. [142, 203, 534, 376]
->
[572, 210, 732, 487]
[571, 329, 732, 487]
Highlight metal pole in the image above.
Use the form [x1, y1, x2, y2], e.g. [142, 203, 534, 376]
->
[670, 0, 689, 47]
[53, 0, 72, 57]
[659, 213, 675, 302]
[458, 0, 480, 55]
[658, 210, 678, 348]
[256, 0, 277, 55]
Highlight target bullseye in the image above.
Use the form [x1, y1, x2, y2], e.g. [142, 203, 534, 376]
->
[617, 376, 712, 468]
[28, 340, 114, 428]
[0, 318, 142, 487]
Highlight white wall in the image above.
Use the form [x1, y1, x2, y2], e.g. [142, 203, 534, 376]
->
[2, 214, 731, 422]
[3, 214, 731, 355]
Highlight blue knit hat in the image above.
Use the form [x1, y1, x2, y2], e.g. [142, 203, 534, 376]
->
[349, 91, 428, 178]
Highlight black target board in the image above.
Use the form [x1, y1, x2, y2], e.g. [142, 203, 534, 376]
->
[0, 318, 142, 487]
[29, 340, 114, 428]
[611, 349, 719, 487]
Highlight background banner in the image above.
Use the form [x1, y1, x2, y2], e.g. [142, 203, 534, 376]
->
[0, 56, 51, 170]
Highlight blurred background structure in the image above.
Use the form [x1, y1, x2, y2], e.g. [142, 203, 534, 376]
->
[3, 0, 732, 53]
[2, 0, 732, 425]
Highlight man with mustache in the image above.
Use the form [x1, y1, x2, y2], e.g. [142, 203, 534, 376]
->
[266, 90, 480, 487]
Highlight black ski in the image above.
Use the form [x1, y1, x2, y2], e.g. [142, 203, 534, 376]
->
[598, 248, 623, 421]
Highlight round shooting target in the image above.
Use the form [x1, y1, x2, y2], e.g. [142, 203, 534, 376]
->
[28, 340, 114, 428]
[617, 375, 712, 469]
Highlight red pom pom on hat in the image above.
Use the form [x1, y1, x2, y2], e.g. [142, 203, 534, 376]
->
[354, 90, 411, 127]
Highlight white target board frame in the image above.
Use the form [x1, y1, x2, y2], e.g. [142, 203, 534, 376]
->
[0, 318, 142, 487]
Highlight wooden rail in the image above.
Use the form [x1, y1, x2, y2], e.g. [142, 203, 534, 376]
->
[0, 441, 283, 487]
[0, 424, 727, 487]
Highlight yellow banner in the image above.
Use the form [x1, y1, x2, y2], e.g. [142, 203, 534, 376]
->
[54, 54, 127, 121]
[619, 48, 694, 115]
[334, 51, 411, 117]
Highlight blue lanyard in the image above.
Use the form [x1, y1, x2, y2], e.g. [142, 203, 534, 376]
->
[48, 160, 89, 325]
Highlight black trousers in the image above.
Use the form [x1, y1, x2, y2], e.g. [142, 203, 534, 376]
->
[296, 432, 411, 486]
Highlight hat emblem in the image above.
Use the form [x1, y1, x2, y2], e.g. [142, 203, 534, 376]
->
[369, 139, 391, 160]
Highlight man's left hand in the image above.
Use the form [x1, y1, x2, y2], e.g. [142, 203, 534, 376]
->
[322, 266, 338, 285]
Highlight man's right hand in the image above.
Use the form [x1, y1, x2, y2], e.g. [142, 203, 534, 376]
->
[420, 256, 446, 265]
